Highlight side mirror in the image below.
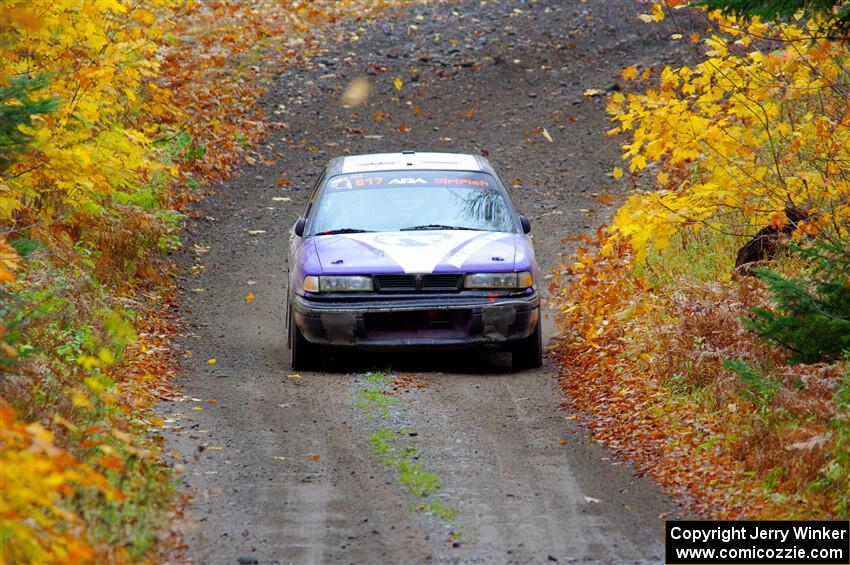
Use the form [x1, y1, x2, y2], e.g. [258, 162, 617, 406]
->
[519, 215, 531, 234]
[294, 217, 306, 237]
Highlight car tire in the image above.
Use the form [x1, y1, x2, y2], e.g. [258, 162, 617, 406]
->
[511, 315, 542, 370]
[289, 308, 320, 370]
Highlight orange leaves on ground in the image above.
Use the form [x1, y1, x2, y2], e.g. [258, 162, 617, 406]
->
[244, 293, 255, 304]
[310, 454, 321, 462]
[553, 230, 845, 518]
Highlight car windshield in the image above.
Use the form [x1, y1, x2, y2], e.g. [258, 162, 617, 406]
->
[310, 171, 515, 235]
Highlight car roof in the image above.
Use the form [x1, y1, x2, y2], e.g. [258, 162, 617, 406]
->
[326, 152, 497, 176]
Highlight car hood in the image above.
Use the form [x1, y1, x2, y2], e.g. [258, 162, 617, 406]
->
[312, 230, 531, 274]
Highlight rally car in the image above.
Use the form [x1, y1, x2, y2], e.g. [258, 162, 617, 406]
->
[287, 151, 541, 370]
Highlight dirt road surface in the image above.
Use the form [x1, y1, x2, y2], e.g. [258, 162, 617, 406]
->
[160, 1, 689, 562]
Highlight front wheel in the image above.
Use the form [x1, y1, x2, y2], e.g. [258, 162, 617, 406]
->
[511, 316, 542, 370]
[289, 307, 320, 370]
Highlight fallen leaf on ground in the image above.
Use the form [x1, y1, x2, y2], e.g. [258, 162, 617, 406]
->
[244, 293, 255, 304]
[310, 454, 321, 461]
[207, 358, 217, 365]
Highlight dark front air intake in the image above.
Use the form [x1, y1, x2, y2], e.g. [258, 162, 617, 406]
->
[421, 274, 463, 290]
[374, 275, 416, 291]
[373, 274, 463, 292]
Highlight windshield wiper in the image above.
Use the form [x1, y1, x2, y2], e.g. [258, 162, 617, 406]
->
[400, 224, 477, 231]
[316, 228, 374, 235]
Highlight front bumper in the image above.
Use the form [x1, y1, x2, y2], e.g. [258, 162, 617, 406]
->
[291, 292, 540, 348]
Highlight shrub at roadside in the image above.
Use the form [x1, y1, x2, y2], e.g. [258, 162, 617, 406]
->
[554, 2, 850, 519]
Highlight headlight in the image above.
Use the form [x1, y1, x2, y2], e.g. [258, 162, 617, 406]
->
[463, 271, 533, 289]
[304, 275, 374, 293]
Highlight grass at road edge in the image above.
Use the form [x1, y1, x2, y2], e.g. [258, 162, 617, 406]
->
[356, 371, 462, 545]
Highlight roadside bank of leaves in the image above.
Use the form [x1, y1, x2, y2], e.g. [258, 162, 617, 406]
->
[554, 229, 848, 518]
[1, 0, 410, 561]
[553, 5, 849, 520]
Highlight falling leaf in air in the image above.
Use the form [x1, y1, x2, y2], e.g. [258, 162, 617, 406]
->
[244, 293, 255, 304]
[341, 77, 371, 106]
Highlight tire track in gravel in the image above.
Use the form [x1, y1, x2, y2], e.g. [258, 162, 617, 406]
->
[159, 1, 693, 563]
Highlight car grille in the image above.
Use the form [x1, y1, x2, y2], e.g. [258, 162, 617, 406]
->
[373, 275, 416, 291]
[421, 274, 463, 290]
[373, 274, 463, 292]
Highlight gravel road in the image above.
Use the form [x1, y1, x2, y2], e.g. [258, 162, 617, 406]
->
[160, 1, 689, 563]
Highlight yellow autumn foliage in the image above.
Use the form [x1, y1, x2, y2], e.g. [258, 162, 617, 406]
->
[607, 14, 850, 260]
[0, 0, 177, 220]
[0, 407, 113, 564]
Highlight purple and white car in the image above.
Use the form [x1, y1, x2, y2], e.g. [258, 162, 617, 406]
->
[287, 151, 541, 370]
